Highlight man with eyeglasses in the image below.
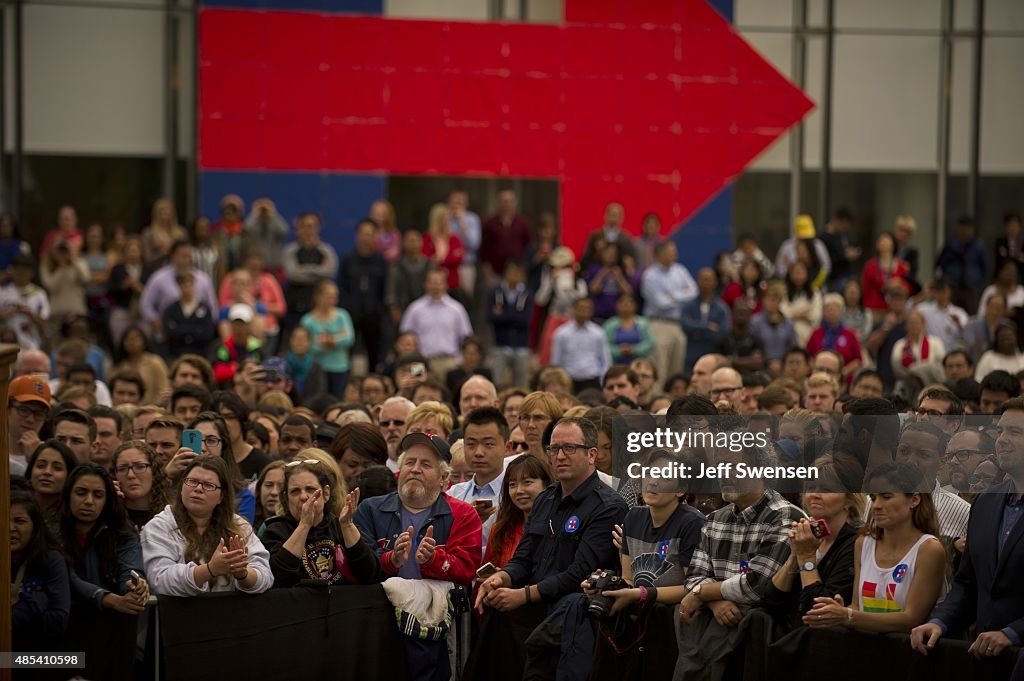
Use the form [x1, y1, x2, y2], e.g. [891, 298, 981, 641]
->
[8, 374, 51, 476]
[708, 367, 745, 412]
[914, 385, 964, 436]
[629, 358, 658, 409]
[378, 396, 414, 472]
[472, 417, 627, 681]
[943, 429, 994, 493]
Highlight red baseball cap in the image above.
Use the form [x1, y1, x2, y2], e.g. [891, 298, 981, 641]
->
[9, 375, 52, 408]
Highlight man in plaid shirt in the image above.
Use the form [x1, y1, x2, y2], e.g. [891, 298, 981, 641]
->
[674, 441, 803, 681]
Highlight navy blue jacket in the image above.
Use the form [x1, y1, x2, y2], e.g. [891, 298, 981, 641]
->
[488, 284, 532, 349]
[681, 295, 731, 372]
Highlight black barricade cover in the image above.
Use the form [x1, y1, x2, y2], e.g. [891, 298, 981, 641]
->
[612, 413, 1008, 495]
[737, 609, 1017, 681]
[158, 585, 407, 681]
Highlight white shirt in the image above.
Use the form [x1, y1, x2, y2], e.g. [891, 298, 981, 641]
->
[916, 301, 969, 352]
[448, 470, 505, 556]
[0, 283, 49, 349]
[400, 294, 473, 361]
[49, 378, 113, 407]
[551, 321, 611, 380]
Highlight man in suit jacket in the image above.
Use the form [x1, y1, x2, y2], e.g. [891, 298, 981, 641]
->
[911, 395, 1024, 659]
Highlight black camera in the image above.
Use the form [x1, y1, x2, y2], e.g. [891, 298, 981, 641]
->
[586, 569, 626, 618]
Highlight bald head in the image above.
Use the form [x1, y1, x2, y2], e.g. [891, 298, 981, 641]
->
[710, 367, 744, 410]
[459, 375, 499, 416]
[692, 354, 729, 397]
[15, 349, 51, 377]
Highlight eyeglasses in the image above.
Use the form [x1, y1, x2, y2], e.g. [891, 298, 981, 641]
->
[183, 477, 222, 492]
[380, 419, 406, 428]
[914, 408, 947, 417]
[544, 443, 589, 456]
[202, 436, 223, 447]
[969, 474, 997, 486]
[219, 412, 239, 421]
[286, 459, 321, 467]
[521, 414, 550, 425]
[510, 441, 529, 451]
[709, 386, 742, 398]
[12, 403, 47, 420]
[114, 463, 152, 475]
[947, 449, 986, 462]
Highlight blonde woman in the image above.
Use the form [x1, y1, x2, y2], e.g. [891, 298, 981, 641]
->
[142, 198, 187, 264]
[422, 203, 464, 291]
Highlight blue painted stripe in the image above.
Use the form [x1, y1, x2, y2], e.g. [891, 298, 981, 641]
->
[199, 170, 386, 259]
[200, 0, 382, 13]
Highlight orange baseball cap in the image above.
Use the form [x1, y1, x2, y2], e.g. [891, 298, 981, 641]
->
[9, 375, 52, 408]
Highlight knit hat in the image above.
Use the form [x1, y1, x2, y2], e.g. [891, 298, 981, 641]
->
[794, 215, 816, 239]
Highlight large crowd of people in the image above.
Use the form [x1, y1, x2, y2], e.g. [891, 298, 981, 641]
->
[5, 194, 1024, 680]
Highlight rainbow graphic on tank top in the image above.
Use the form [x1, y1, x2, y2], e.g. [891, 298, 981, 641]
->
[861, 581, 901, 613]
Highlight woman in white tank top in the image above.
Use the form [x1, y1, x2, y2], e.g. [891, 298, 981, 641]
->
[803, 462, 948, 632]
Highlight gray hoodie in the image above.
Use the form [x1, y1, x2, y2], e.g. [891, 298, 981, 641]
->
[141, 506, 273, 596]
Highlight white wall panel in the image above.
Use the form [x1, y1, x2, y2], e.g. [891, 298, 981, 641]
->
[21, 5, 165, 155]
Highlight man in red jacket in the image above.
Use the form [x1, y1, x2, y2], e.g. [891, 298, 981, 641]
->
[354, 432, 482, 681]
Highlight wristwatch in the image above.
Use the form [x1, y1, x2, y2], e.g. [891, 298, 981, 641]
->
[799, 560, 817, 572]
[690, 583, 703, 602]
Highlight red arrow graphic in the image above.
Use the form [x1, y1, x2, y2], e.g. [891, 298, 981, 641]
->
[199, 0, 813, 252]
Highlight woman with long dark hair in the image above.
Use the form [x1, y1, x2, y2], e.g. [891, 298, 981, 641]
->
[60, 463, 148, 680]
[27, 440, 78, 536]
[721, 257, 765, 314]
[484, 455, 553, 568]
[804, 462, 946, 633]
[11, 490, 70, 653]
[141, 456, 272, 596]
[585, 241, 636, 324]
[261, 460, 378, 586]
[112, 440, 169, 531]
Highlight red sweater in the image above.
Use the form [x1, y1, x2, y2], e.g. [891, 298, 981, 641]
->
[422, 233, 464, 290]
[861, 258, 909, 311]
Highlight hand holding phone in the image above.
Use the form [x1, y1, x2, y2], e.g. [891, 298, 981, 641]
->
[476, 562, 498, 580]
[182, 429, 203, 455]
